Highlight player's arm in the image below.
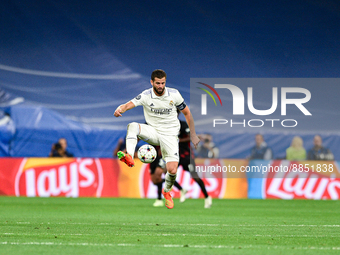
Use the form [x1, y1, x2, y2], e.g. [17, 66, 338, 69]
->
[181, 106, 200, 149]
[114, 101, 135, 117]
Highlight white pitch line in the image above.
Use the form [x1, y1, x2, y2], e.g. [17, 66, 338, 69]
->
[0, 233, 218, 237]
[1, 242, 340, 250]
[254, 234, 340, 237]
[105, 222, 340, 227]
[13, 222, 340, 227]
[1, 233, 87, 236]
[2, 232, 339, 238]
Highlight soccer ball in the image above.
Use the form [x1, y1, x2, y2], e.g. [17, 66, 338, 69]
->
[137, 144, 157, 163]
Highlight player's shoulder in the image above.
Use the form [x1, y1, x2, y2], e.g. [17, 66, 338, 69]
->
[167, 87, 183, 100]
[167, 87, 180, 94]
[135, 88, 152, 99]
[133, 88, 152, 102]
[141, 88, 152, 96]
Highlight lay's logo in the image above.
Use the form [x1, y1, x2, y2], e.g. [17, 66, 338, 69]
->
[15, 158, 104, 197]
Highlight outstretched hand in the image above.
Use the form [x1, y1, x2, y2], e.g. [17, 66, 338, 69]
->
[191, 134, 201, 149]
[113, 102, 135, 117]
[114, 107, 122, 117]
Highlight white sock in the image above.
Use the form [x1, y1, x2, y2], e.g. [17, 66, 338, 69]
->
[164, 172, 177, 192]
[126, 122, 139, 156]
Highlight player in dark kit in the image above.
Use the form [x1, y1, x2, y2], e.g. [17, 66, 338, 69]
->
[177, 110, 212, 208]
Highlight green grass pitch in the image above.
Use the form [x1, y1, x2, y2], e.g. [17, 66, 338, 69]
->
[0, 197, 339, 255]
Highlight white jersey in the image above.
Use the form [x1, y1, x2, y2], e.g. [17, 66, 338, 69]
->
[131, 87, 186, 135]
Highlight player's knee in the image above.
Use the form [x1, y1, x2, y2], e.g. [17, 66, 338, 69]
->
[156, 177, 162, 184]
[127, 122, 140, 135]
[150, 174, 155, 183]
[164, 160, 178, 175]
[151, 168, 163, 184]
[151, 175, 161, 184]
[166, 165, 178, 175]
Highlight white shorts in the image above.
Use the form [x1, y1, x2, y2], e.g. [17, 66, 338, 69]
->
[137, 124, 179, 163]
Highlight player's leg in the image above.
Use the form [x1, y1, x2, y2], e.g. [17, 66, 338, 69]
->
[151, 167, 165, 207]
[117, 122, 140, 167]
[173, 181, 183, 191]
[193, 175, 212, 208]
[162, 162, 178, 209]
[160, 135, 179, 209]
[171, 157, 187, 202]
[161, 135, 179, 190]
[156, 182, 164, 200]
[137, 124, 160, 147]
[125, 122, 140, 157]
[193, 177, 209, 199]
[119, 123, 160, 167]
[149, 150, 165, 207]
[151, 160, 182, 206]
[163, 157, 179, 192]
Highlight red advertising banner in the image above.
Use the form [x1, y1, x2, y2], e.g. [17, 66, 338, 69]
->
[138, 158, 247, 199]
[264, 161, 340, 200]
[0, 158, 248, 199]
[2, 158, 339, 200]
[0, 158, 120, 197]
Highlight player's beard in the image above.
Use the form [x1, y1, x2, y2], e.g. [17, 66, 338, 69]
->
[153, 86, 165, 96]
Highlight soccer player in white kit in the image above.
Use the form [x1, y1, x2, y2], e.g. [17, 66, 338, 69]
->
[114, 69, 200, 209]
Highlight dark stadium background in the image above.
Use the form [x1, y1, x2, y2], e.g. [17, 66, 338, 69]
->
[0, 0, 339, 158]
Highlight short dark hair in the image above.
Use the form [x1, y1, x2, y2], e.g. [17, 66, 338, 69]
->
[151, 69, 166, 81]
